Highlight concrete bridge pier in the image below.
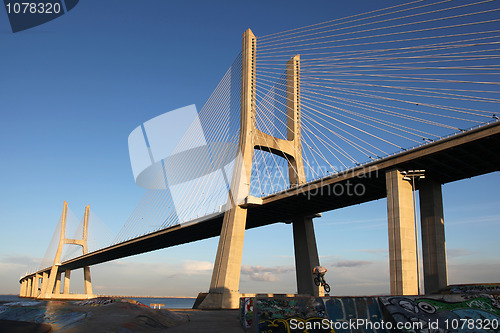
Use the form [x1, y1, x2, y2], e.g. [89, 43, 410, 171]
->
[386, 168, 419, 295]
[63, 270, 71, 294]
[54, 272, 62, 295]
[24, 278, 33, 297]
[39, 271, 49, 298]
[28, 279, 33, 297]
[386, 169, 448, 295]
[419, 180, 448, 294]
[84, 266, 93, 295]
[19, 279, 27, 297]
[200, 205, 249, 309]
[26, 276, 33, 298]
[293, 215, 322, 296]
[33, 273, 40, 297]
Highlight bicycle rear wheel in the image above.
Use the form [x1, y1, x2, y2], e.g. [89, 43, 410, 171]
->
[324, 283, 331, 293]
[314, 277, 320, 286]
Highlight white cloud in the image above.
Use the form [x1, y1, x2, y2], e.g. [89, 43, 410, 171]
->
[332, 260, 372, 268]
[447, 248, 477, 258]
[241, 265, 293, 282]
[356, 249, 388, 254]
[182, 260, 213, 273]
[249, 272, 278, 282]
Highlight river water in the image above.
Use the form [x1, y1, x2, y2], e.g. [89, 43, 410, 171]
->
[0, 295, 195, 309]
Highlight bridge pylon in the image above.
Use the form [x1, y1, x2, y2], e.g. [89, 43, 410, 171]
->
[19, 201, 94, 300]
[198, 29, 321, 309]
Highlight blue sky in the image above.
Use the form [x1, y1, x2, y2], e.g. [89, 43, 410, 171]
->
[0, 0, 499, 297]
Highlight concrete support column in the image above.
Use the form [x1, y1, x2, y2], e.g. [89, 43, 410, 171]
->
[39, 272, 49, 298]
[419, 180, 448, 294]
[63, 270, 71, 294]
[293, 216, 321, 296]
[20, 280, 26, 297]
[84, 267, 93, 295]
[26, 278, 32, 297]
[205, 205, 248, 309]
[32, 274, 40, 297]
[386, 169, 419, 295]
[23, 280, 28, 297]
[54, 272, 62, 294]
[30, 276, 35, 297]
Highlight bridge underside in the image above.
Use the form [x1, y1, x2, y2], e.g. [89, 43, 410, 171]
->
[252, 122, 500, 296]
[53, 122, 500, 274]
[252, 125, 500, 225]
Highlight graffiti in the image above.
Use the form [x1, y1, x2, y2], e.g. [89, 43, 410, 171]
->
[244, 296, 391, 333]
[240, 297, 254, 329]
[76, 297, 117, 306]
[256, 297, 326, 321]
[380, 294, 500, 332]
[241, 290, 500, 332]
[323, 297, 389, 333]
[75, 297, 148, 308]
[258, 317, 331, 333]
[241, 297, 328, 333]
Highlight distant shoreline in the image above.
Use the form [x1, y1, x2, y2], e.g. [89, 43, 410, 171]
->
[98, 295, 196, 299]
[1, 294, 196, 299]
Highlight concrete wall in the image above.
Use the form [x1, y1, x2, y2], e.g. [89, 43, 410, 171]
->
[241, 284, 500, 332]
[380, 294, 500, 331]
[241, 296, 387, 332]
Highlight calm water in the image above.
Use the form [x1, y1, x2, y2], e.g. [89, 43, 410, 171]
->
[129, 297, 195, 309]
[0, 295, 24, 303]
[0, 295, 195, 309]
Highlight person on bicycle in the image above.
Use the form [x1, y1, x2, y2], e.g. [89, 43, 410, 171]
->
[312, 265, 327, 285]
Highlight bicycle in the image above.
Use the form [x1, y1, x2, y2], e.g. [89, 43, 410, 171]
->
[314, 275, 331, 293]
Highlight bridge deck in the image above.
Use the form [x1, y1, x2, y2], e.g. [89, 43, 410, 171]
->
[27, 121, 500, 278]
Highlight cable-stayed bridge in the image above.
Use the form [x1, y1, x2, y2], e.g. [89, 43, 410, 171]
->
[19, 0, 500, 309]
